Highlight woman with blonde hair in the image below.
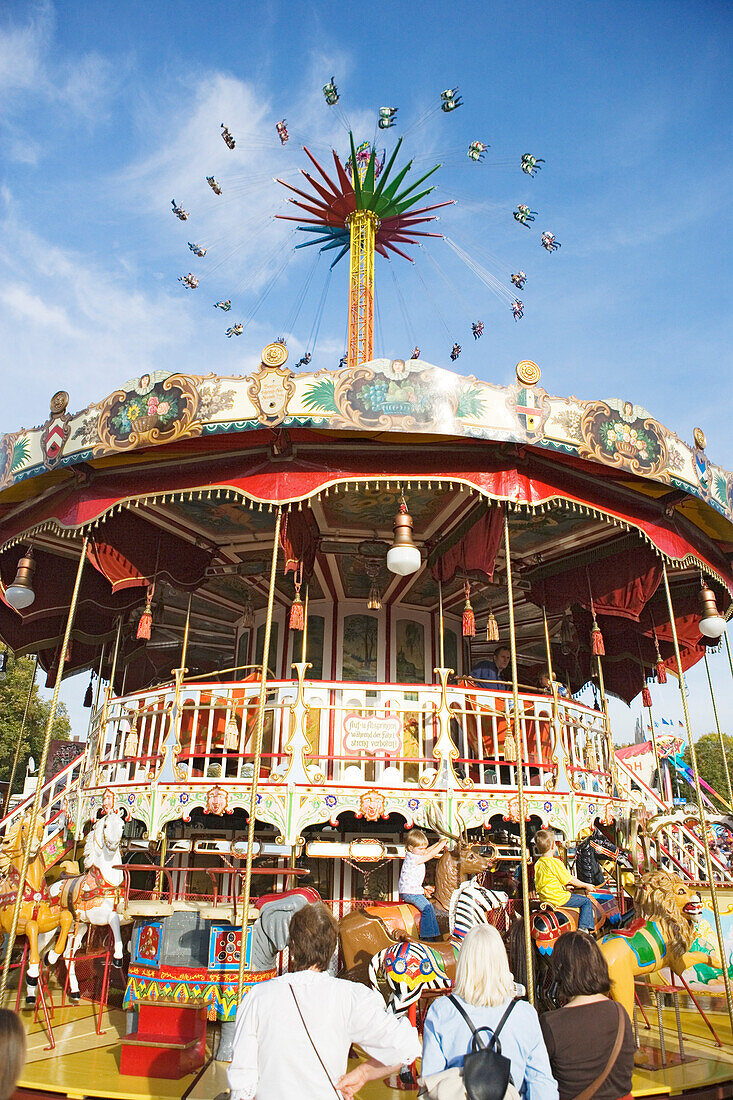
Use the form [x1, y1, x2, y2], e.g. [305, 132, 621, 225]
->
[421, 925, 557, 1100]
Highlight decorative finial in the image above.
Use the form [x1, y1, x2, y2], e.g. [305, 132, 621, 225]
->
[50, 390, 69, 415]
[261, 342, 288, 368]
[693, 427, 706, 450]
[516, 361, 540, 386]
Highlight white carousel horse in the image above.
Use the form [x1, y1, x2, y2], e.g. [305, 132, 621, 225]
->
[47, 812, 126, 1000]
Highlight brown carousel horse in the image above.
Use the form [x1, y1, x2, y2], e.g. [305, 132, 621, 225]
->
[0, 812, 74, 1004]
[339, 832, 498, 982]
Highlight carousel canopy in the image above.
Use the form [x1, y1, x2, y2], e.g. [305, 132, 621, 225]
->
[0, 354, 730, 701]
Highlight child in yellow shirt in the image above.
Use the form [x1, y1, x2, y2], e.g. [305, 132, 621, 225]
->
[533, 828, 596, 931]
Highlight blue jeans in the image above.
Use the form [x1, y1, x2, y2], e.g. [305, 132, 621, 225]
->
[565, 892, 595, 930]
[400, 893, 440, 939]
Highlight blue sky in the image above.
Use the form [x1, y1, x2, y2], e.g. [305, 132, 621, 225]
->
[1, 0, 732, 760]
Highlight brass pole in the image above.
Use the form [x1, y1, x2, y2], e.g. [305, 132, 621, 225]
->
[644, 696, 665, 803]
[3, 655, 39, 817]
[180, 591, 193, 672]
[703, 650, 733, 809]
[594, 655, 617, 793]
[662, 564, 733, 1033]
[636, 639, 663, 800]
[438, 580, 445, 669]
[0, 537, 88, 999]
[301, 583, 309, 665]
[237, 507, 282, 1002]
[155, 829, 168, 899]
[503, 512, 534, 1006]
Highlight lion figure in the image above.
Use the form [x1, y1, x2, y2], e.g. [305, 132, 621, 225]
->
[599, 870, 698, 1019]
[633, 870, 696, 957]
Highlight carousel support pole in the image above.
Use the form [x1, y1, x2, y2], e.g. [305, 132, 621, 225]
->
[0, 537, 88, 1001]
[662, 564, 733, 1035]
[594, 655, 617, 794]
[237, 507, 282, 1004]
[637, 636, 663, 800]
[703, 650, 733, 810]
[155, 828, 168, 899]
[438, 580, 445, 669]
[3, 655, 39, 817]
[96, 618, 123, 771]
[301, 584, 309, 664]
[503, 512, 534, 1006]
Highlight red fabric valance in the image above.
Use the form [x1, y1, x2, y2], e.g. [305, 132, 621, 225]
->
[1, 447, 730, 593]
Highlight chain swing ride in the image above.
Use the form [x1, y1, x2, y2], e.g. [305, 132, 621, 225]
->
[167, 81, 562, 368]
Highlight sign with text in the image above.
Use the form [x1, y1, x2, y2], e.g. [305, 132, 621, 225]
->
[343, 712, 402, 755]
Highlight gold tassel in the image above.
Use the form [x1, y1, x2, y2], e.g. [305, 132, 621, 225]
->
[486, 610, 499, 642]
[137, 583, 155, 641]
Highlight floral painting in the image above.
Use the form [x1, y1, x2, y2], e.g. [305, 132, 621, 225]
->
[97, 372, 200, 452]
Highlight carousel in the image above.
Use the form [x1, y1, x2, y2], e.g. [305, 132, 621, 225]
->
[1, 131, 733, 1100]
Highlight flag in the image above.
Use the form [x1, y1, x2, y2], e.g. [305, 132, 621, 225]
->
[678, 721, 684, 728]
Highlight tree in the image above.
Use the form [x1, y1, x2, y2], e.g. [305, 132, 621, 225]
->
[0, 657, 71, 796]
[684, 733, 733, 802]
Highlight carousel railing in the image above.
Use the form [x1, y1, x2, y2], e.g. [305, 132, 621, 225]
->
[89, 677, 613, 794]
[0, 750, 86, 836]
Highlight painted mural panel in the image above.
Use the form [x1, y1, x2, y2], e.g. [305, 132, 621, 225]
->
[396, 620, 426, 683]
[304, 614, 325, 680]
[342, 614, 378, 681]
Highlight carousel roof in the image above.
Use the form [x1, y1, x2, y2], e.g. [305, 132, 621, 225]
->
[0, 350, 730, 702]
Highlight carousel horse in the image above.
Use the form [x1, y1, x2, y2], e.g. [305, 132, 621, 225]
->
[0, 813, 74, 1004]
[575, 826, 633, 887]
[599, 870, 708, 1020]
[47, 811, 127, 1001]
[368, 879, 509, 1015]
[339, 834, 497, 982]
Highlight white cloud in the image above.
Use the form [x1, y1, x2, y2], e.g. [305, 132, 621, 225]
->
[0, 2, 117, 128]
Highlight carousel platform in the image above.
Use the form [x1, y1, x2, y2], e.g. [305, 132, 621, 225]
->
[6, 994, 733, 1100]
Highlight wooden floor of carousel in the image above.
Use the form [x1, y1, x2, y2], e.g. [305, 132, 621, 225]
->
[5, 978, 733, 1100]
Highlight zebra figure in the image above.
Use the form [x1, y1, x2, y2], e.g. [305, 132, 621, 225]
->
[368, 880, 509, 1016]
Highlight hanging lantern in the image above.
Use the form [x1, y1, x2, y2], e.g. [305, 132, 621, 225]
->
[136, 583, 154, 641]
[486, 609, 499, 642]
[462, 580, 475, 637]
[83, 672, 94, 708]
[560, 610, 577, 655]
[5, 547, 36, 610]
[289, 567, 305, 631]
[386, 494, 421, 576]
[642, 685, 652, 708]
[367, 583, 382, 611]
[241, 594, 254, 629]
[698, 583, 726, 639]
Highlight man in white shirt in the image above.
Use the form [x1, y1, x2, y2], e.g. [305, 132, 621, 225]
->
[228, 902, 421, 1100]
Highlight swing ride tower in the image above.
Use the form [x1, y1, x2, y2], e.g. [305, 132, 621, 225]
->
[277, 134, 450, 368]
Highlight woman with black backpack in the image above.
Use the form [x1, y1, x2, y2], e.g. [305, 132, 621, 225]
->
[420, 924, 558, 1100]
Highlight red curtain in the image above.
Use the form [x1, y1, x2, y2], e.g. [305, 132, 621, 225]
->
[279, 509, 319, 576]
[430, 506, 503, 584]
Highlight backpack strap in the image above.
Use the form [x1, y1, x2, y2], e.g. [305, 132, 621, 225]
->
[447, 996, 518, 1052]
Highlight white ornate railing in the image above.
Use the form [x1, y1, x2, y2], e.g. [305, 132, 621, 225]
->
[90, 677, 612, 794]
